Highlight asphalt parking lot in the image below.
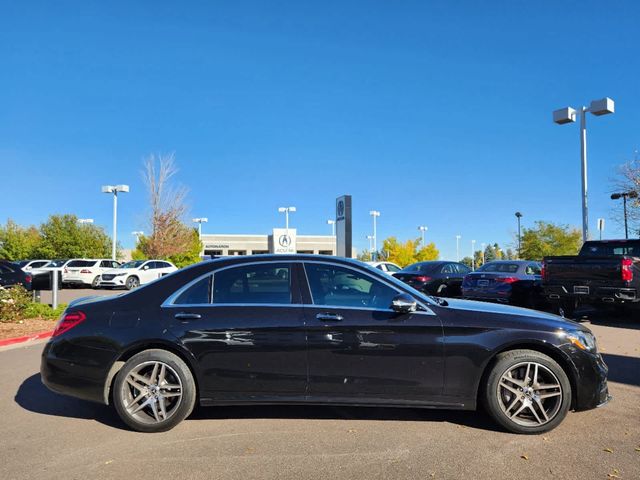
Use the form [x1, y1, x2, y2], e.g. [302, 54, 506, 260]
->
[1, 311, 638, 480]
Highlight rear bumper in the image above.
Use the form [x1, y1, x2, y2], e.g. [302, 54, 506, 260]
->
[545, 285, 638, 304]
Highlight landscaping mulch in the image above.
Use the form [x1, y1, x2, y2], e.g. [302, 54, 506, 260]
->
[0, 318, 56, 340]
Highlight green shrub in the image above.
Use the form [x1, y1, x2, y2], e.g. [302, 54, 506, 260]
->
[23, 302, 67, 320]
[0, 285, 31, 323]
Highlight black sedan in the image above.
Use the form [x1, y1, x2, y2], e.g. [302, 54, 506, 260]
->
[462, 261, 543, 308]
[0, 260, 33, 290]
[394, 261, 471, 297]
[41, 255, 609, 434]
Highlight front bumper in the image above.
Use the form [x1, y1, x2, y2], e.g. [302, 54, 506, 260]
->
[569, 348, 610, 411]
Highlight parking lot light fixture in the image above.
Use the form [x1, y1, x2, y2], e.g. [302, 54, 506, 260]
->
[481, 243, 486, 265]
[553, 97, 615, 242]
[597, 218, 605, 240]
[278, 207, 296, 230]
[369, 211, 380, 260]
[192, 218, 209, 239]
[471, 239, 476, 270]
[515, 212, 523, 259]
[327, 219, 336, 236]
[455, 235, 462, 262]
[102, 184, 129, 260]
[132, 231, 144, 244]
[611, 191, 638, 239]
[418, 225, 428, 245]
[77, 218, 94, 224]
[366, 235, 374, 254]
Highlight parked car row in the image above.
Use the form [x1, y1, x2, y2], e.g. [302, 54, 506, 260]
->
[0, 258, 178, 291]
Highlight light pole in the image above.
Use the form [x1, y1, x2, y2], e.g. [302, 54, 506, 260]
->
[327, 219, 336, 236]
[369, 210, 380, 260]
[366, 235, 374, 254]
[132, 231, 144, 244]
[455, 235, 461, 262]
[515, 212, 523, 259]
[597, 218, 605, 240]
[102, 184, 129, 260]
[192, 217, 208, 239]
[553, 97, 615, 242]
[481, 242, 486, 265]
[611, 191, 638, 239]
[278, 206, 296, 230]
[77, 218, 94, 225]
[418, 225, 428, 245]
[471, 239, 476, 270]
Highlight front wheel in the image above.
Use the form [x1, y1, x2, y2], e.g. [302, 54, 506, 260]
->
[113, 349, 196, 433]
[125, 276, 140, 290]
[483, 349, 572, 434]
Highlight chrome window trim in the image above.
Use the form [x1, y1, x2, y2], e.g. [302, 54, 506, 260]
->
[161, 258, 435, 315]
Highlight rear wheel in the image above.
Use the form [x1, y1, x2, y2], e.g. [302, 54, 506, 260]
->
[483, 349, 571, 434]
[113, 349, 196, 433]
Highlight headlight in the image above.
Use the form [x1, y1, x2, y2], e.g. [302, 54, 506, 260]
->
[565, 330, 597, 352]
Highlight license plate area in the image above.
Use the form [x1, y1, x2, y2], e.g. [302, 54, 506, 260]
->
[574, 286, 590, 295]
[478, 280, 490, 287]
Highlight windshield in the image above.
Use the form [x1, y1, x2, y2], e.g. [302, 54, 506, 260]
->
[67, 260, 97, 268]
[120, 260, 145, 269]
[45, 259, 68, 268]
[477, 262, 520, 273]
[400, 262, 439, 273]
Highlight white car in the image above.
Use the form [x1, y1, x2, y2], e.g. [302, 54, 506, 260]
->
[366, 261, 402, 276]
[62, 259, 121, 288]
[98, 260, 177, 290]
[17, 259, 50, 272]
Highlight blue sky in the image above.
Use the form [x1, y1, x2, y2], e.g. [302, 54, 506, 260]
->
[1, 1, 639, 258]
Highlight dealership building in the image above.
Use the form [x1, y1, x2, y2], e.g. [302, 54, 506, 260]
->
[200, 229, 337, 257]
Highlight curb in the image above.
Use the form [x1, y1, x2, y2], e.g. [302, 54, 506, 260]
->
[0, 330, 53, 348]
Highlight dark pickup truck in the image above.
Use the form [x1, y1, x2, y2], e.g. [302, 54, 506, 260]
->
[543, 239, 640, 317]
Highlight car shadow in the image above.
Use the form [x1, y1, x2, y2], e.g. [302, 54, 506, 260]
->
[14, 374, 127, 430]
[601, 353, 640, 387]
[17, 374, 502, 432]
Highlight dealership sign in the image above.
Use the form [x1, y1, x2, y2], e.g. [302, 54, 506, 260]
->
[272, 228, 297, 254]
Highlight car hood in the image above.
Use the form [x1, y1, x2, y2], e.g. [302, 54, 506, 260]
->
[441, 297, 586, 332]
[102, 268, 134, 275]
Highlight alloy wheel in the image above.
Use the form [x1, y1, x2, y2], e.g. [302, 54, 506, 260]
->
[120, 361, 183, 425]
[496, 361, 563, 427]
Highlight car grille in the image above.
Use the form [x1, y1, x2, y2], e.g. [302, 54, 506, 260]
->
[102, 274, 115, 281]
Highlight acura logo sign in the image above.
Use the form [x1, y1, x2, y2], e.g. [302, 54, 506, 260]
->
[278, 234, 291, 247]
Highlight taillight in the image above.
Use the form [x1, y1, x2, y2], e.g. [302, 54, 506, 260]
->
[80, 269, 92, 274]
[622, 258, 633, 282]
[541, 261, 547, 281]
[53, 311, 86, 337]
[415, 276, 431, 283]
[25, 275, 32, 283]
[496, 277, 518, 284]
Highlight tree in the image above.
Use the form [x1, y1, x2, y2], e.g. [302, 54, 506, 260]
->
[612, 157, 640, 235]
[460, 256, 473, 268]
[357, 250, 372, 262]
[133, 153, 202, 266]
[381, 237, 439, 267]
[473, 250, 484, 268]
[0, 220, 41, 260]
[520, 221, 582, 261]
[484, 244, 497, 263]
[34, 214, 112, 258]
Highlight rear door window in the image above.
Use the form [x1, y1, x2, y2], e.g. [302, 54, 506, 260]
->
[174, 275, 212, 304]
[213, 263, 292, 305]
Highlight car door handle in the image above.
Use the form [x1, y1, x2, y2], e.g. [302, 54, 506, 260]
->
[316, 312, 344, 322]
[174, 312, 201, 320]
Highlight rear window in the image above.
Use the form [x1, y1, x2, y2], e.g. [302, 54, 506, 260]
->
[401, 262, 439, 273]
[581, 242, 640, 257]
[477, 262, 520, 273]
[67, 260, 97, 268]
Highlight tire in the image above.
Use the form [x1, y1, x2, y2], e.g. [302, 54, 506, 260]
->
[113, 349, 196, 433]
[125, 276, 140, 290]
[483, 349, 572, 434]
[91, 276, 100, 289]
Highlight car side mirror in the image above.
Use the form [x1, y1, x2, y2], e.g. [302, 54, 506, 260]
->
[143, 265, 149, 270]
[391, 293, 417, 314]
